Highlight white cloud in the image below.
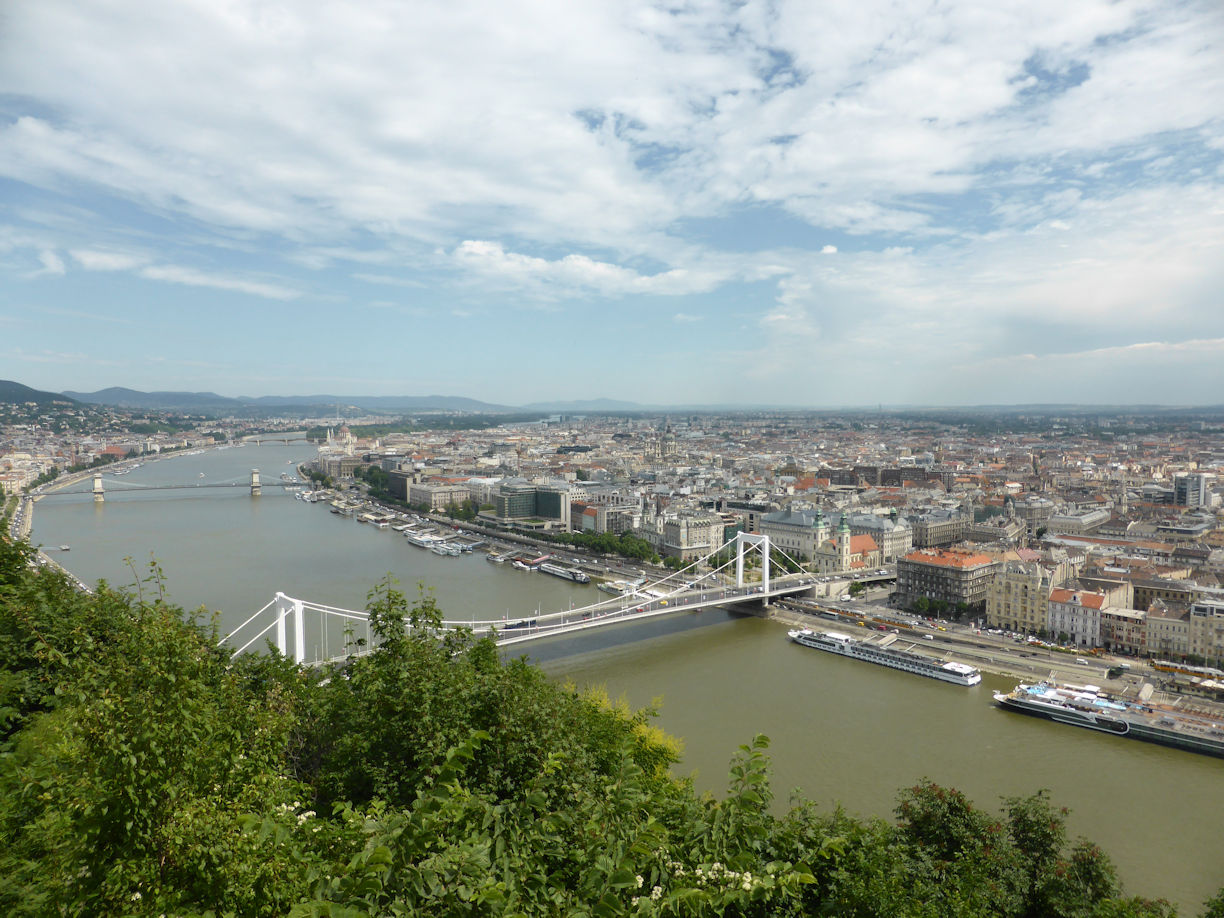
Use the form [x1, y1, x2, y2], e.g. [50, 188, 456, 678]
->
[730, 178, 1224, 399]
[3, 0, 1217, 261]
[0, 0, 1220, 403]
[32, 250, 66, 277]
[35, 305, 134, 325]
[138, 265, 298, 300]
[1, 347, 124, 368]
[452, 240, 726, 298]
[63, 247, 296, 299]
[70, 249, 150, 271]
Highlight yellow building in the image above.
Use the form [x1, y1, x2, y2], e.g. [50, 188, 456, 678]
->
[985, 561, 1053, 635]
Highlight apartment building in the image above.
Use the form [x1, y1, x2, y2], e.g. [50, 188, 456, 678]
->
[985, 561, 1053, 634]
[895, 547, 1000, 613]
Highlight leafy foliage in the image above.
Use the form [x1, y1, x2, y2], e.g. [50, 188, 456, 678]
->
[541, 529, 661, 563]
[0, 535, 1213, 916]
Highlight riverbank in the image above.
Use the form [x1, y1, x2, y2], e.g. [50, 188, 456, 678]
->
[767, 603, 1224, 721]
[15, 448, 232, 589]
[299, 481, 672, 586]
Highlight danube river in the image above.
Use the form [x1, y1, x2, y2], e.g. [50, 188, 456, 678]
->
[31, 443, 1223, 911]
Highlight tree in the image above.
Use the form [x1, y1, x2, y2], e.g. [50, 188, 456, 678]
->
[0, 534, 1201, 917]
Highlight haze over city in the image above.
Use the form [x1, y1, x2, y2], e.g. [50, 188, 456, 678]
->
[2, 0, 1222, 405]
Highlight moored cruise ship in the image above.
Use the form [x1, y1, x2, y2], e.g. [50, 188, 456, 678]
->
[993, 681, 1224, 759]
[538, 562, 591, 583]
[787, 629, 981, 686]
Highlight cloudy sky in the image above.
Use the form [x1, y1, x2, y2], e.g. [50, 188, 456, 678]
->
[2, 0, 1222, 407]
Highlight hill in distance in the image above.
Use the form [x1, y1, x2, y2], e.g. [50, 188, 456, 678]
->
[62, 387, 242, 411]
[61, 387, 512, 414]
[0, 380, 80, 406]
[242, 394, 513, 413]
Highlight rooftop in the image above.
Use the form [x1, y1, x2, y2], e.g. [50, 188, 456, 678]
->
[902, 548, 996, 569]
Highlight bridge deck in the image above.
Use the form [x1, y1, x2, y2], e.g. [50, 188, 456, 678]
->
[265, 576, 817, 667]
[224, 532, 818, 666]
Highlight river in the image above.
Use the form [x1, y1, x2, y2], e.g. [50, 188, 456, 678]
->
[30, 442, 1223, 912]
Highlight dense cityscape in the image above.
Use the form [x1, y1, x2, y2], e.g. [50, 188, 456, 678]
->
[7, 386, 1224, 677]
[7, 387, 1224, 913]
[4, 0, 1222, 912]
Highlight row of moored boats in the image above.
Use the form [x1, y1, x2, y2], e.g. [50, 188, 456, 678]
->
[787, 628, 1224, 760]
[487, 552, 589, 582]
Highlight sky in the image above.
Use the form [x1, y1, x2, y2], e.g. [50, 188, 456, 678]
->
[1, 0, 1223, 408]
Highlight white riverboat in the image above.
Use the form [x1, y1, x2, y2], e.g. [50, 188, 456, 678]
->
[993, 681, 1224, 758]
[538, 562, 591, 583]
[787, 629, 981, 686]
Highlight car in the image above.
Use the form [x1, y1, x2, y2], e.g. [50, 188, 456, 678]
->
[923, 634, 935, 641]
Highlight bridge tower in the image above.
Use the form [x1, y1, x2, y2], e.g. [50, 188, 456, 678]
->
[734, 531, 771, 592]
[273, 592, 306, 664]
[92, 472, 104, 503]
[250, 469, 262, 496]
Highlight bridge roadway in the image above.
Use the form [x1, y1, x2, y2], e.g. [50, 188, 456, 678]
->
[485, 574, 816, 647]
[294, 573, 820, 667]
[43, 479, 299, 495]
[241, 433, 307, 444]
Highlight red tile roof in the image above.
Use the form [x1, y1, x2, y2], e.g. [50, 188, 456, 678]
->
[1050, 588, 1106, 609]
[903, 548, 995, 569]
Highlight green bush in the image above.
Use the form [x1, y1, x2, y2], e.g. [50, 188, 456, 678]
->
[0, 536, 1205, 917]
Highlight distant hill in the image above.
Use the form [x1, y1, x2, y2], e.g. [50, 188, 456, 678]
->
[62, 387, 246, 412]
[61, 387, 512, 414]
[242, 394, 512, 413]
[0, 380, 79, 406]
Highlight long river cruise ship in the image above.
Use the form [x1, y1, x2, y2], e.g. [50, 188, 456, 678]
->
[993, 681, 1224, 759]
[787, 628, 981, 686]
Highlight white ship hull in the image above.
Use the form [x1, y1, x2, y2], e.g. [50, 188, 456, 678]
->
[788, 629, 981, 686]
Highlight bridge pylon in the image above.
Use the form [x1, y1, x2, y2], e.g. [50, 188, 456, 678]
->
[250, 469, 261, 496]
[274, 592, 306, 663]
[92, 472, 104, 503]
[734, 532, 770, 592]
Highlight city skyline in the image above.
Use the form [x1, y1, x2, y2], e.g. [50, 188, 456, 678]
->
[2, 0, 1222, 406]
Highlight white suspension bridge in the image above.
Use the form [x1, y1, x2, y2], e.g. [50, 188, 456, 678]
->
[224, 532, 819, 666]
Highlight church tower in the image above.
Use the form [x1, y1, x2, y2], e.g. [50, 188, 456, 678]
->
[837, 511, 851, 572]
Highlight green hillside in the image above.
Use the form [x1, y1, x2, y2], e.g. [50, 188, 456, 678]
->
[0, 379, 78, 405]
[0, 536, 1215, 917]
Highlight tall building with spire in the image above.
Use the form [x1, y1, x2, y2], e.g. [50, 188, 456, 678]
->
[837, 511, 852, 571]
